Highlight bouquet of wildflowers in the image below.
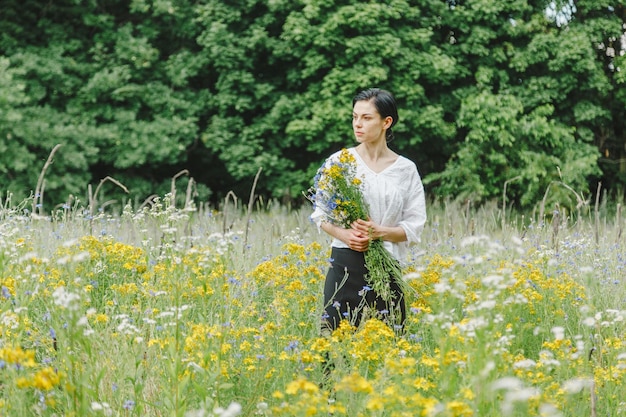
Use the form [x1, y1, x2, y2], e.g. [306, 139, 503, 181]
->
[307, 149, 406, 303]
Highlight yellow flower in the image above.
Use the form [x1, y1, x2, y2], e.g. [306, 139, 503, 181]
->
[336, 373, 373, 394]
[446, 400, 474, 416]
[95, 314, 109, 323]
[338, 148, 356, 164]
[366, 394, 384, 411]
[420, 355, 441, 372]
[413, 377, 436, 391]
[285, 378, 319, 395]
[0, 345, 36, 367]
[300, 350, 316, 363]
[0, 277, 16, 296]
[310, 337, 331, 353]
[461, 387, 475, 400]
[443, 349, 467, 365]
[31, 367, 62, 391]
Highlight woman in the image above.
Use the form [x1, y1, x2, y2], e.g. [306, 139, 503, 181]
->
[310, 88, 427, 334]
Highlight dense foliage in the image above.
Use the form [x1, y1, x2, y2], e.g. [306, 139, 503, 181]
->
[0, 0, 625, 211]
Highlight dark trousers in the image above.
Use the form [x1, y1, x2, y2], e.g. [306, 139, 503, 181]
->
[321, 247, 406, 334]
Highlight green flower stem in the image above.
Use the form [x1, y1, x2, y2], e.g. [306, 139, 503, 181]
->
[364, 239, 409, 303]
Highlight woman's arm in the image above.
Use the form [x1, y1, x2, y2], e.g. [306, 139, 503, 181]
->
[320, 221, 371, 252]
[351, 219, 408, 243]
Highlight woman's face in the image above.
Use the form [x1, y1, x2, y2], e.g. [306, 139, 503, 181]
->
[352, 99, 392, 144]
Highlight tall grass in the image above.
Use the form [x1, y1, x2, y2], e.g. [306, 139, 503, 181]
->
[0, 195, 624, 416]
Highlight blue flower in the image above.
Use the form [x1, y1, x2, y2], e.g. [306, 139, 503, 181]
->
[285, 340, 300, 351]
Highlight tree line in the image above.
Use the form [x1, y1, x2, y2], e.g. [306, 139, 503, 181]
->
[0, 0, 625, 213]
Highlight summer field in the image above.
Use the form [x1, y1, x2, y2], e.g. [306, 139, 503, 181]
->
[1, 196, 625, 416]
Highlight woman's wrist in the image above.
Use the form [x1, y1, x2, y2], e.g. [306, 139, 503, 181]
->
[378, 225, 407, 243]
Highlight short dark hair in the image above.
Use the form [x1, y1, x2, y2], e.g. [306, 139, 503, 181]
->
[352, 88, 398, 142]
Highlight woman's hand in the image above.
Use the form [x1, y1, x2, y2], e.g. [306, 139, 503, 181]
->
[351, 218, 408, 243]
[340, 227, 370, 252]
[320, 221, 370, 252]
[321, 218, 407, 251]
[351, 218, 379, 240]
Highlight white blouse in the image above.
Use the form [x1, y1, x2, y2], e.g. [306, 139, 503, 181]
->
[310, 147, 427, 263]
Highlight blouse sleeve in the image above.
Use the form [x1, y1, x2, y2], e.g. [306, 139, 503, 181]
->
[397, 168, 427, 244]
[310, 203, 326, 229]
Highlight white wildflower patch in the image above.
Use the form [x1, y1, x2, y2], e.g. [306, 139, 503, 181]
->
[19, 252, 41, 263]
[52, 286, 81, 310]
[480, 361, 495, 377]
[184, 401, 242, 417]
[214, 402, 242, 417]
[460, 234, 490, 247]
[91, 401, 113, 416]
[538, 402, 563, 417]
[491, 376, 523, 391]
[582, 316, 595, 326]
[57, 250, 91, 264]
[116, 317, 140, 334]
[1, 311, 19, 329]
[481, 274, 505, 287]
[562, 378, 593, 394]
[539, 350, 561, 368]
[457, 316, 490, 338]
[503, 293, 528, 305]
[62, 238, 80, 247]
[433, 281, 451, 293]
[551, 326, 565, 340]
[513, 359, 536, 369]
[403, 271, 422, 281]
[501, 387, 541, 414]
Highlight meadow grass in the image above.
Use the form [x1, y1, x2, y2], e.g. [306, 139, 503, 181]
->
[0, 195, 624, 416]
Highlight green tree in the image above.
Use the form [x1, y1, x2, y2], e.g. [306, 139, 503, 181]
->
[0, 0, 212, 209]
[276, 0, 457, 193]
[427, 0, 624, 209]
[0, 0, 624, 212]
[0, 57, 32, 205]
[194, 0, 302, 200]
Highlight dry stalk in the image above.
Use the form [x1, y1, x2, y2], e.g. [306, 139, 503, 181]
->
[169, 169, 190, 209]
[539, 180, 587, 227]
[551, 203, 560, 253]
[223, 191, 238, 234]
[502, 175, 521, 230]
[539, 182, 552, 223]
[184, 177, 196, 210]
[588, 346, 598, 417]
[617, 203, 622, 244]
[590, 378, 597, 417]
[244, 167, 263, 249]
[89, 176, 129, 217]
[139, 194, 159, 211]
[594, 182, 601, 246]
[33, 144, 62, 216]
[183, 177, 196, 239]
[463, 199, 474, 236]
[0, 192, 12, 213]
